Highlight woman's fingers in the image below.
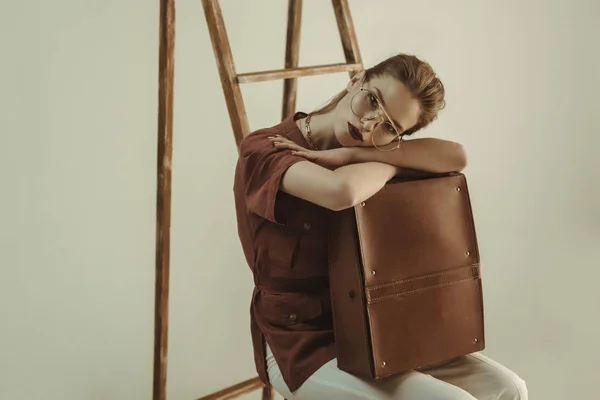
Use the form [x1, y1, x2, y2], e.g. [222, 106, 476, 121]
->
[268, 136, 318, 162]
[267, 137, 316, 159]
[274, 142, 300, 150]
[269, 137, 305, 151]
[268, 135, 294, 143]
[291, 150, 310, 157]
[269, 136, 293, 143]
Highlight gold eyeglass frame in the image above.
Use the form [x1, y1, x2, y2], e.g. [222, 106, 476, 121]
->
[350, 85, 404, 152]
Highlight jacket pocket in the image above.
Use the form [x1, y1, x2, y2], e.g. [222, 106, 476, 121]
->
[259, 292, 323, 326]
[255, 223, 298, 272]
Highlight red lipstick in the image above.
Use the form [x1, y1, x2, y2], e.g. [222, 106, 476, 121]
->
[348, 122, 364, 141]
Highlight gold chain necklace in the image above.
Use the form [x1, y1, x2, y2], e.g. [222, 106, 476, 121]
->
[304, 113, 318, 151]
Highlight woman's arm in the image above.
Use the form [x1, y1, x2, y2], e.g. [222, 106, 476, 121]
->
[332, 161, 400, 209]
[280, 161, 399, 211]
[350, 138, 467, 173]
[275, 136, 465, 211]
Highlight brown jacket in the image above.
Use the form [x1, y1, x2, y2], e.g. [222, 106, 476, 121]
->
[233, 113, 336, 392]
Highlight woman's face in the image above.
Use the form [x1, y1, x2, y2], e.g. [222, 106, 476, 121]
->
[332, 73, 421, 148]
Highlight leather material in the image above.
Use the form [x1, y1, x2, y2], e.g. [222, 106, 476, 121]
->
[328, 172, 485, 379]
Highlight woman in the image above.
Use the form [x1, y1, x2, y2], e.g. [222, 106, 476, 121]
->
[233, 54, 527, 400]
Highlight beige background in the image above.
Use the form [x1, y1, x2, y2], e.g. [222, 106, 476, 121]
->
[1, 0, 599, 399]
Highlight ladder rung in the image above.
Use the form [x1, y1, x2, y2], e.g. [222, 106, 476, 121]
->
[237, 62, 362, 83]
[196, 377, 264, 400]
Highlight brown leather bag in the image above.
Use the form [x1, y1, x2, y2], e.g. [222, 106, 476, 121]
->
[328, 170, 485, 379]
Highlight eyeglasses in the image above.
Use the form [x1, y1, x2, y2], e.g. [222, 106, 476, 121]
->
[350, 86, 404, 151]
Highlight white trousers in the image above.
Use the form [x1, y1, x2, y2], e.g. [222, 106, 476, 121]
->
[266, 344, 527, 400]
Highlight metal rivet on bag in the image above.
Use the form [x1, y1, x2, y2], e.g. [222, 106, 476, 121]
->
[456, 187, 461, 192]
[361, 202, 366, 207]
[371, 271, 376, 276]
[466, 251, 471, 256]
[382, 361, 386, 367]
[473, 338, 478, 344]
[289, 313, 297, 322]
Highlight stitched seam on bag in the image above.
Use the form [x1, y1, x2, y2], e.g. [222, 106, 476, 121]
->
[368, 277, 481, 304]
[354, 207, 369, 278]
[462, 175, 480, 263]
[367, 263, 480, 291]
[460, 175, 486, 338]
[354, 207, 376, 376]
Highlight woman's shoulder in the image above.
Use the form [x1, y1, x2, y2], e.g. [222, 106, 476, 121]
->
[239, 113, 303, 154]
[238, 125, 276, 158]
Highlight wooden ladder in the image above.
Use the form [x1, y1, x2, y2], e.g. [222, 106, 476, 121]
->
[196, 0, 363, 399]
[202, 0, 363, 148]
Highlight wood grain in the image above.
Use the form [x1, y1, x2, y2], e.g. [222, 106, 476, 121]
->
[281, 0, 303, 120]
[153, 1, 176, 400]
[194, 2, 360, 400]
[332, 0, 363, 78]
[202, 0, 250, 147]
[238, 62, 362, 83]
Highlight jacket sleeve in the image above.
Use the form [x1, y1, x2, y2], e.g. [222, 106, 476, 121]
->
[238, 130, 305, 224]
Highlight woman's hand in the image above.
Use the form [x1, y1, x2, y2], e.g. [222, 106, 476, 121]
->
[269, 135, 354, 170]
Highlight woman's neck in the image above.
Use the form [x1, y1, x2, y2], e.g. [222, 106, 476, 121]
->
[296, 112, 342, 150]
